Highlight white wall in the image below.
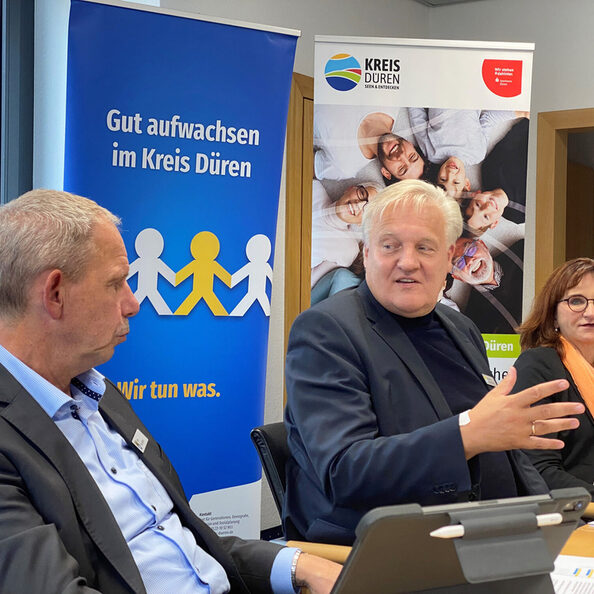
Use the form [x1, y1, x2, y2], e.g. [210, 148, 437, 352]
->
[426, 0, 594, 317]
[33, 0, 70, 189]
[162, 0, 430, 76]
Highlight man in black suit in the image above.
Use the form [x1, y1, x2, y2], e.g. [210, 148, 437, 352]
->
[481, 116, 529, 224]
[454, 237, 525, 334]
[284, 179, 583, 545]
[0, 189, 340, 593]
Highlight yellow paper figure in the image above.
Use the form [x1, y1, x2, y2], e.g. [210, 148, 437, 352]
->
[175, 231, 231, 316]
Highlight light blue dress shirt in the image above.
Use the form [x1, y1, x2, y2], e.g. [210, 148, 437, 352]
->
[0, 344, 297, 594]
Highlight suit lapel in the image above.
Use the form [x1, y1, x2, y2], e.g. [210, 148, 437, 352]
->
[0, 365, 146, 593]
[435, 308, 492, 381]
[99, 382, 248, 593]
[358, 283, 453, 420]
[0, 364, 248, 593]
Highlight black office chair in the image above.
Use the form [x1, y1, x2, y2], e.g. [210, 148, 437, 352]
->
[250, 422, 304, 539]
[251, 422, 352, 560]
[250, 422, 289, 518]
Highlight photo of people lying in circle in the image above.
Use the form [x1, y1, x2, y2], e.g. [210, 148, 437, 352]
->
[312, 104, 528, 335]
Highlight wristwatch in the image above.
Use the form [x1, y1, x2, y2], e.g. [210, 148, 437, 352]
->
[291, 549, 302, 591]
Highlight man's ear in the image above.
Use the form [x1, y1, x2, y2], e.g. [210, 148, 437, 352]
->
[447, 243, 456, 262]
[447, 244, 458, 279]
[446, 244, 456, 270]
[43, 269, 65, 319]
[380, 166, 391, 181]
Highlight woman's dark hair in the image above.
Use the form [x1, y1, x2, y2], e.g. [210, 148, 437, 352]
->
[421, 160, 440, 185]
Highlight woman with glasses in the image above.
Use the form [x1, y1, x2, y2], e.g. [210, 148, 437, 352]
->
[514, 258, 594, 494]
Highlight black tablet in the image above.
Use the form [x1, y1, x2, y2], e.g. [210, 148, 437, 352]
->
[331, 488, 590, 594]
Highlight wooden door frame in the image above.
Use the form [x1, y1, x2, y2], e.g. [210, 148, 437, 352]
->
[536, 108, 594, 292]
[284, 73, 314, 359]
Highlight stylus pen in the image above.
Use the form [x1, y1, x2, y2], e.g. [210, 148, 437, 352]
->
[429, 512, 564, 539]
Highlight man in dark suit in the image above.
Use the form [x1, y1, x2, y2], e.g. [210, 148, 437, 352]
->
[284, 179, 584, 545]
[0, 189, 340, 593]
[460, 239, 525, 334]
[481, 117, 528, 224]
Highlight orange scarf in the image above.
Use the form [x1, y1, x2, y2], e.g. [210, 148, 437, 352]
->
[560, 335, 594, 416]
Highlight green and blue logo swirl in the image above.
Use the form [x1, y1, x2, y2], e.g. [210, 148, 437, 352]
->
[324, 54, 361, 91]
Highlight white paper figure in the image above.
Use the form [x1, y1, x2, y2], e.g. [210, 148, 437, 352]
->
[128, 228, 176, 315]
[229, 234, 273, 317]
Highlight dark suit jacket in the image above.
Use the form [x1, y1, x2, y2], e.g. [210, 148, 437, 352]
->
[481, 117, 528, 223]
[284, 282, 547, 545]
[514, 347, 594, 496]
[0, 364, 280, 594]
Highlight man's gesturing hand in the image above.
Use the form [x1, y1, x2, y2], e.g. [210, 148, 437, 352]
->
[460, 366, 585, 460]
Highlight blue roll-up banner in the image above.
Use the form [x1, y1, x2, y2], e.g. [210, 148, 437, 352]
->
[65, 0, 298, 538]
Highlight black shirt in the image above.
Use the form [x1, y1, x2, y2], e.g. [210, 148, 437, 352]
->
[394, 309, 518, 500]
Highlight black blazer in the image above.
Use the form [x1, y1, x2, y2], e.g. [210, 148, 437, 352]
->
[284, 283, 547, 545]
[0, 364, 280, 593]
[463, 240, 524, 334]
[481, 117, 528, 223]
[514, 346, 594, 495]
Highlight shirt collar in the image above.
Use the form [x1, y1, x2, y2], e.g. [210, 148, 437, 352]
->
[0, 343, 106, 419]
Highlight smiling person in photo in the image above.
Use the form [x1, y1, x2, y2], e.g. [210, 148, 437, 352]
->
[450, 237, 501, 287]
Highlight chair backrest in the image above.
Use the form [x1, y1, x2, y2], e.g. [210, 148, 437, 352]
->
[250, 422, 289, 518]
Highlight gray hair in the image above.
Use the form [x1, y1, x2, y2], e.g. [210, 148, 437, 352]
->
[362, 179, 462, 247]
[484, 260, 504, 290]
[0, 189, 120, 318]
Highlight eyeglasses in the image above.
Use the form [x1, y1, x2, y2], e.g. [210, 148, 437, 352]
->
[355, 185, 369, 202]
[558, 295, 594, 313]
[452, 241, 478, 271]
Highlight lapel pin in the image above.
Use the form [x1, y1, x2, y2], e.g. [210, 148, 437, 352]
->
[132, 429, 149, 453]
[482, 373, 497, 387]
